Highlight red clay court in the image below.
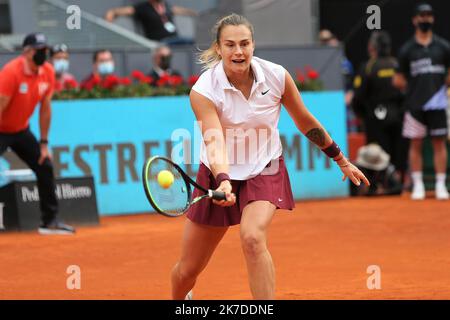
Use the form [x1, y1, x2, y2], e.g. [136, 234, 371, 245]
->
[1, 195, 449, 300]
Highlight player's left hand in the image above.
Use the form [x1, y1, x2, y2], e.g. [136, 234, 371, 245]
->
[38, 144, 51, 165]
[339, 161, 370, 186]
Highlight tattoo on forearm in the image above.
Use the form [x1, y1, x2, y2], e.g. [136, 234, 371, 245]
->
[305, 128, 326, 148]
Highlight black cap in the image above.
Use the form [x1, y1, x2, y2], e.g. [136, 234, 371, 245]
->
[22, 33, 48, 49]
[414, 3, 433, 16]
[50, 43, 68, 56]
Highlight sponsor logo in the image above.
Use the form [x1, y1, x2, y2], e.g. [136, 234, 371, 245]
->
[21, 184, 92, 202]
[410, 58, 446, 76]
[19, 82, 28, 94]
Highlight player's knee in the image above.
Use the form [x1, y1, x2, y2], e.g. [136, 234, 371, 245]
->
[240, 231, 265, 259]
[176, 262, 202, 282]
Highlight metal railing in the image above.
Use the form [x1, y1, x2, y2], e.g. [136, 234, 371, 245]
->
[35, 0, 159, 50]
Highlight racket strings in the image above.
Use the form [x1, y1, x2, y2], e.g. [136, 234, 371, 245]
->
[145, 158, 190, 215]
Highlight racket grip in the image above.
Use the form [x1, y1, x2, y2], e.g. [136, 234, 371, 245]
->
[210, 190, 227, 201]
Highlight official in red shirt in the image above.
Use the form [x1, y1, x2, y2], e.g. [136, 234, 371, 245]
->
[0, 33, 75, 234]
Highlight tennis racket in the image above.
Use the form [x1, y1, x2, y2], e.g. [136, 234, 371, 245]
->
[142, 156, 227, 217]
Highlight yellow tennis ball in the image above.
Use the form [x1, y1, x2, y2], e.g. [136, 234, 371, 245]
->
[157, 170, 174, 189]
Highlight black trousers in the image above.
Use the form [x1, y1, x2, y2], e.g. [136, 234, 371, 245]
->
[0, 127, 58, 224]
[364, 116, 409, 172]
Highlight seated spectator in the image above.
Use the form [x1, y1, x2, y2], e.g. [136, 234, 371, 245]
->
[148, 45, 182, 85]
[80, 50, 116, 90]
[49, 44, 78, 92]
[319, 29, 340, 47]
[105, 0, 197, 45]
[352, 143, 402, 196]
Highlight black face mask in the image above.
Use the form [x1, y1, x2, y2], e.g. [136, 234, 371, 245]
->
[159, 55, 171, 70]
[417, 21, 433, 32]
[33, 48, 47, 66]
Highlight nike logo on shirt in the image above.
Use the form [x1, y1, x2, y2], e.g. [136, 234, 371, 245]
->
[261, 89, 270, 95]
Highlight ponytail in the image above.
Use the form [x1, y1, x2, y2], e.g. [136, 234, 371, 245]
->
[197, 40, 221, 71]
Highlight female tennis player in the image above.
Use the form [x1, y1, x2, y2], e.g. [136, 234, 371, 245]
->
[171, 13, 369, 300]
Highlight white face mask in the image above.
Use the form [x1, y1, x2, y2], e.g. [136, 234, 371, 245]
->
[98, 61, 115, 75]
[53, 59, 69, 74]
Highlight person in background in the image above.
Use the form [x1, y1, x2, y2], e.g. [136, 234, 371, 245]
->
[393, 3, 450, 200]
[148, 45, 182, 84]
[105, 0, 197, 45]
[354, 143, 402, 196]
[80, 49, 116, 90]
[0, 33, 75, 234]
[49, 44, 78, 92]
[352, 31, 408, 186]
[319, 29, 357, 132]
[319, 29, 339, 47]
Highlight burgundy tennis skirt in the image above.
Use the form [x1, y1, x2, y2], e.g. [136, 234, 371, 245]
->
[186, 156, 295, 227]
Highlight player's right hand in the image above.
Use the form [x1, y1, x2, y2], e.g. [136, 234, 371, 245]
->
[213, 180, 236, 207]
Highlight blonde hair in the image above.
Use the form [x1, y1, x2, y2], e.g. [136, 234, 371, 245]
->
[198, 13, 254, 70]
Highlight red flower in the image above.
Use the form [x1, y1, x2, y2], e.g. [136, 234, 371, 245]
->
[91, 74, 101, 86]
[101, 74, 120, 89]
[64, 78, 78, 89]
[88, 74, 102, 90]
[169, 75, 184, 86]
[296, 69, 305, 84]
[305, 66, 319, 80]
[156, 74, 184, 87]
[307, 70, 319, 80]
[83, 74, 102, 90]
[131, 70, 146, 81]
[188, 75, 200, 86]
[120, 77, 132, 86]
[157, 74, 170, 87]
[140, 76, 154, 84]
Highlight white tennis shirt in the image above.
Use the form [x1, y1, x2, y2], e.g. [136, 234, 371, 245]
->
[192, 56, 286, 180]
